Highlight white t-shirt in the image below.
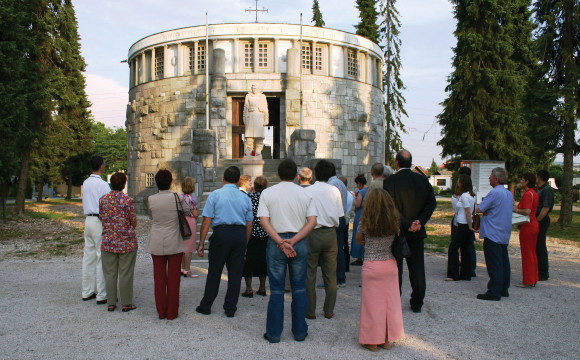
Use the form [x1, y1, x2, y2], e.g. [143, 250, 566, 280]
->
[454, 191, 475, 224]
[303, 181, 344, 229]
[82, 174, 111, 215]
[257, 181, 316, 233]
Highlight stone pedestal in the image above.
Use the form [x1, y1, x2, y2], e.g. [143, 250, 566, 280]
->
[242, 156, 265, 180]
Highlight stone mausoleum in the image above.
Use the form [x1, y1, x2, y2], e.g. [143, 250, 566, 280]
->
[126, 23, 385, 213]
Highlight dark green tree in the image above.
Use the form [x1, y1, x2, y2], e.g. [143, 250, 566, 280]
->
[378, 0, 407, 165]
[91, 122, 128, 173]
[0, 0, 29, 221]
[428, 159, 440, 175]
[533, 0, 580, 227]
[355, 0, 380, 43]
[437, 0, 535, 183]
[61, 152, 92, 199]
[312, 0, 325, 27]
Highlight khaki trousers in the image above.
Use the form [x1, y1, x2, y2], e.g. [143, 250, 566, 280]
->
[306, 227, 337, 317]
[101, 250, 137, 306]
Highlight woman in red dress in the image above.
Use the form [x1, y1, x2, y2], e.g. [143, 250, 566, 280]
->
[513, 172, 539, 288]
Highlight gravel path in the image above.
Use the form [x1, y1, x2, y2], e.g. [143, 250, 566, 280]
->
[1, 238, 579, 360]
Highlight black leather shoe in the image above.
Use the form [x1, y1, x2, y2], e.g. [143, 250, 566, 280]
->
[225, 311, 235, 318]
[195, 306, 210, 315]
[82, 293, 96, 301]
[477, 293, 500, 301]
[411, 307, 422, 313]
[96, 299, 107, 305]
[263, 333, 279, 343]
[294, 333, 308, 342]
[501, 290, 509, 297]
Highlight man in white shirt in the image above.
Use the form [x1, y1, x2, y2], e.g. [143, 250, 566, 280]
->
[304, 160, 344, 320]
[81, 156, 111, 304]
[258, 159, 317, 343]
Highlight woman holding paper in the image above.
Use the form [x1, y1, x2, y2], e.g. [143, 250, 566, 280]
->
[513, 173, 539, 288]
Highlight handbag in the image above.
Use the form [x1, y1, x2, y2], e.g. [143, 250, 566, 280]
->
[392, 227, 411, 259]
[174, 193, 192, 239]
[472, 202, 480, 231]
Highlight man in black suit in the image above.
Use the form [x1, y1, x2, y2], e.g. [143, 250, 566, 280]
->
[384, 150, 436, 313]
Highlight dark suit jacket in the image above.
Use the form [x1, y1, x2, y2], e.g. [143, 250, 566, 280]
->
[383, 169, 437, 240]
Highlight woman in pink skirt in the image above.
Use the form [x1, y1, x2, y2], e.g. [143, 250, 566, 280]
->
[180, 177, 199, 278]
[356, 188, 404, 351]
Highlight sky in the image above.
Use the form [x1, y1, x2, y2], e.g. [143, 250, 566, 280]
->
[73, 0, 577, 168]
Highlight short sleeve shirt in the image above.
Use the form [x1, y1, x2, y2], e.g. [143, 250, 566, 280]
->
[257, 182, 316, 233]
[478, 185, 513, 244]
[202, 184, 253, 228]
[455, 192, 475, 224]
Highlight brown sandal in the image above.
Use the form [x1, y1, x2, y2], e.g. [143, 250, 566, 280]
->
[379, 341, 392, 350]
[107, 305, 116, 312]
[122, 305, 136, 312]
[361, 344, 378, 352]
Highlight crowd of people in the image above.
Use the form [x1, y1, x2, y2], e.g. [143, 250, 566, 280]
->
[80, 151, 555, 351]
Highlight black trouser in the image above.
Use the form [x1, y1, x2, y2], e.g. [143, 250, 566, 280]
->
[199, 225, 247, 314]
[483, 238, 510, 299]
[536, 217, 550, 279]
[396, 237, 426, 310]
[447, 224, 475, 280]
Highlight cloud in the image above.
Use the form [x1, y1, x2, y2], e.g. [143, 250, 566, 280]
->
[85, 73, 128, 129]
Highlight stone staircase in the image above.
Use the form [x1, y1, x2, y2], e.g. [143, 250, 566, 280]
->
[191, 158, 284, 262]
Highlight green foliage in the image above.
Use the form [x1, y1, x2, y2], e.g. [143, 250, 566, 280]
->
[432, 186, 441, 195]
[378, 0, 407, 165]
[311, 0, 325, 27]
[533, 0, 580, 227]
[437, 0, 536, 183]
[428, 159, 440, 175]
[91, 122, 128, 173]
[549, 164, 563, 189]
[355, 0, 380, 43]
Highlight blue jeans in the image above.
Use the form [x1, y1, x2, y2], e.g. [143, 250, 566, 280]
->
[265, 234, 308, 342]
[336, 217, 347, 284]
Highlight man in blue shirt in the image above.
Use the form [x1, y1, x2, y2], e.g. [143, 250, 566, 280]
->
[327, 164, 349, 287]
[196, 166, 253, 317]
[476, 167, 514, 301]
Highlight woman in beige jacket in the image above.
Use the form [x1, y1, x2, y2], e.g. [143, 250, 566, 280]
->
[146, 170, 190, 320]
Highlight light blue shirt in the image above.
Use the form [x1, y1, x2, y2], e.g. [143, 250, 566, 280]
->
[328, 176, 348, 213]
[478, 185, 513, 244]
[202, 184, 253, 228]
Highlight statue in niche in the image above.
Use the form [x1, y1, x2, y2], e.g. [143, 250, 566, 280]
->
[243, 84, 269, 157]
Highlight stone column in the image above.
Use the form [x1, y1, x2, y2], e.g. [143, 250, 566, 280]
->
[151, 48, 156, 81]
[141, 52, 146, 83]
[273, 39, 279, 73]
[177, 43, 183, 76]
[253, 38, 258, 72]
[287, 129, 317, 166]
[285, 48, 300, 131]
[211, 49, 227, 157]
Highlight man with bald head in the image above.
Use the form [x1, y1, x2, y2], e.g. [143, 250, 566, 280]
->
[384, 150, 436, 313]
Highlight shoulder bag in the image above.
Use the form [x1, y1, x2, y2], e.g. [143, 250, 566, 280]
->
[174, 193, 192, 239]
[472, 201, 480, 231]
[392, 226, 411, 259]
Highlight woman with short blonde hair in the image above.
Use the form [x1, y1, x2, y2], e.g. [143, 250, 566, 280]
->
[180, 176, 199, 278]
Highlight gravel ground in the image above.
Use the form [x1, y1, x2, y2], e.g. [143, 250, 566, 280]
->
[1, 237, 579, 360]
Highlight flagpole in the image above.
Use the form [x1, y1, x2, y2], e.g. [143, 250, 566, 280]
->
[299, 13, 303, 130]
[205, 12, 209, 130]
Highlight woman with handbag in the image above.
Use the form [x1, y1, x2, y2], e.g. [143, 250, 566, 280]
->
[99, 172, 138, 312]
[146, 169, 190, 320]
[180, 177, 199, 278]
[356, 188, 404, 351]
[445, 174, 476, 281]
[513, 173, 539, 288]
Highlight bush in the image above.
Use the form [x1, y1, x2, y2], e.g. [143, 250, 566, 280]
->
[432, 186, 441, 195]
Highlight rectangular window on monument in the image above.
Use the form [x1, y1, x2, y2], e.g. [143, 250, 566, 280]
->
[258, 42, 269, 68]
[347, 49, 358, 78]
[244, 42, 254, 69]
[155, 48, 164, 79]
[188, 45, 194, 72]
[197, 43, 206, 71]
[315, 46, 323, 71]
[301, 44, 311, 70]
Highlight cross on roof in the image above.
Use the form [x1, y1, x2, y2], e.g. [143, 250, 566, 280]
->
[246, 0, 268, 23]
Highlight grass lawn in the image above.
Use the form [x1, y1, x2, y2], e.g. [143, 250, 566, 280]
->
[546, 210, 579, 243]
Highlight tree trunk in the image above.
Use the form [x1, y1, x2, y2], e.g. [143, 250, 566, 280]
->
[66, 176, 72, 200]
[558, 112, 574, 228]
[14, 148, 31, 215]
[1, 182, 7, 224]
[37, 181, 44, 202]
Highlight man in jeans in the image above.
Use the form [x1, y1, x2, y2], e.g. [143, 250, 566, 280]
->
[258, 159, 317, 343]
[476, 167, 513, 301]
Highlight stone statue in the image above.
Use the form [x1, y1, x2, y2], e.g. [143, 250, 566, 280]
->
[243, 84, 269, 157]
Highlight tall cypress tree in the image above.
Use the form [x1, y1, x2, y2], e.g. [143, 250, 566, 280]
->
[312, 0, 325, 27]
[379, 0, 407, 165]
[437, 0, 535, 183]
[355, 0, 380, 43]
[533, 0, 580, 227]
